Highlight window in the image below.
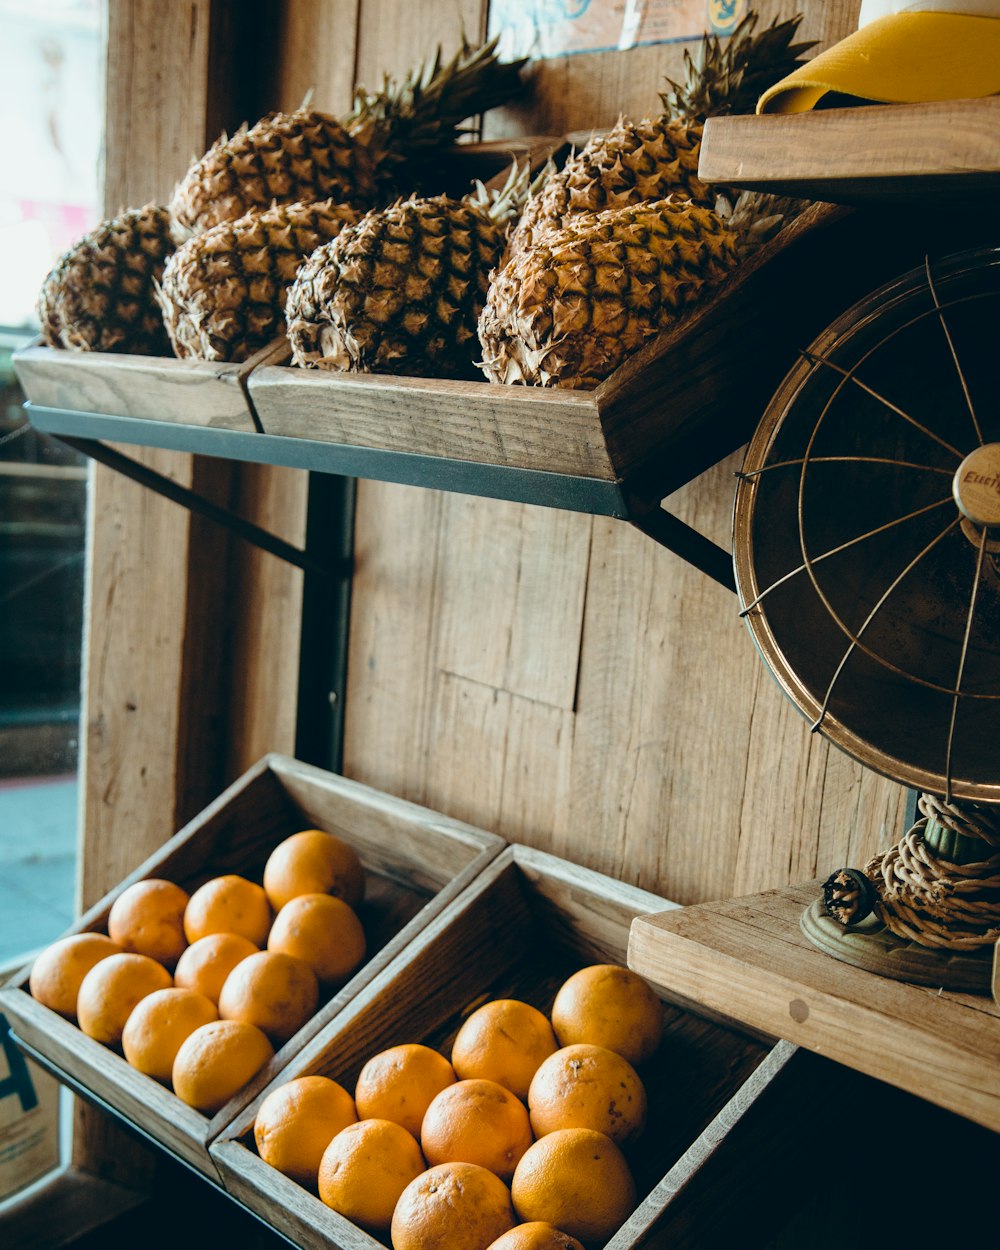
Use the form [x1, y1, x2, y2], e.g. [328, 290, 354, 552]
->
[0, 0, 102, 966]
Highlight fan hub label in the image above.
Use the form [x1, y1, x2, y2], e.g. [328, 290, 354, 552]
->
[954, 444, 1000, 530]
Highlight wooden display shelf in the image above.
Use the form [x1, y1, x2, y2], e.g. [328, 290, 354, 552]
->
[16, 202, 859, 505]
[627, 880, 1000, 1135]
[698, 96, 1000, 205]
[15, 201, 968, 590]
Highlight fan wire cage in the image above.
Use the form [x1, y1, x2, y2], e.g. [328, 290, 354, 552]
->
[734, 247, 1000, 969]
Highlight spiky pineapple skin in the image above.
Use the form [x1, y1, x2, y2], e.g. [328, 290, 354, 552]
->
[169, 110, 374, 240]
[510, 115, 710, 253]
[158, 199, 360, 363]
[286, 194, 508, 378]
[37, 204, 174, 355]
[478, 198, 740, 390]
[506, 14, 812, 255]
[168, 39, 526, 242]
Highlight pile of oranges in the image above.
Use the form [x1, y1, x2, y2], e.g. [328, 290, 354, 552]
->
[28, 828, 368, 1114]
[253, 962, 664, 1250]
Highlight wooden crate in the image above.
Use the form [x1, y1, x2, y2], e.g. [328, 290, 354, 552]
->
[0, 754, 504, 1181]
[245, 202, 861, 502]
[11, 337, 289, 432]
[211, 844, 779, 1250]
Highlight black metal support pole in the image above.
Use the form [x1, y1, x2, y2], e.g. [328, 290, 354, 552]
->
[57, 435, 346, 578]
[294, 473, 356, 773]
[630, 507, 737, 593]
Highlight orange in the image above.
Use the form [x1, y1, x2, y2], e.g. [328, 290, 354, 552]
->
[486, 1223, 585, 1250]
[171, 1018, 274, 1114]
[318, 1117, 425, 1233]
[254, 1074, 357, 1188]
[173, 931, 258, 1004]
[354, 1042, 457, 1138]
[183, 874, 272, 947]
[107, 878, 190, 968]
[267, 893, 366, 987]
[391, 1161, 517, 1250]
[451, 999, 558, 1101]
[76, 952, 173, 1047]
[121, 986, 218, 1082]
[29, 933, 122, 1018]
[218, 949, 319, 1045]
[527, 1044, 646, 1146]
[421, 1078, 533, 1183]
[510, 1128, 636, 1245]
[550, 964, 663, 1067]
[263, 829, 364, 911]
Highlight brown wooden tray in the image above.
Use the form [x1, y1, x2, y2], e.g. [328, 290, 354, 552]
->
[0, 754, 504, 1181]
[246, 202, 869, 503]
[12, 338, 289, 433]
[211, 844, 777, 1249]
[628, 879, 1000, 1136]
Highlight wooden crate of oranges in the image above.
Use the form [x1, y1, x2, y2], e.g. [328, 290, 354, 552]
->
[210, 844, 782, 1250]
[0, 753, 504, 1180]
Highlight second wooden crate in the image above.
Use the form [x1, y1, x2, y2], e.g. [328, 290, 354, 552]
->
[212, 844, 778, 1249]
[0, 753, 504, 1180]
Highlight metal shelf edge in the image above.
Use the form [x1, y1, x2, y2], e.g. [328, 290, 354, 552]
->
[25, 404, 631, 518]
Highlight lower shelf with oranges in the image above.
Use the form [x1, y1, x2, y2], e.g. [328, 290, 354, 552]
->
[211, 844, 781, 1250]
[0, 753, 504, 1179]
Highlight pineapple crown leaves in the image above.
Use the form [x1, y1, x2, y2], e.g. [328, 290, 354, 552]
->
[347, 34, 528, 188]
[659, 11, 816, 123]
[466, 159, 542, 226]
[714, 189, 806, 258]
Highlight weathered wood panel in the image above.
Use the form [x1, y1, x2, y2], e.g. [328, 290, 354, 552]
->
[341, 0, 908, 906]
[629, 881, 1000, 1133]
[75, 0, 311, 1185]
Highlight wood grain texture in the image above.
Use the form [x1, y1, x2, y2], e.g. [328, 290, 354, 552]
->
[221, 463, 308, 780]
[700, 98, 1000, 206]
[628, 880, 1000, 1133]
[249, 367, 615, 479]
[271, 0, 360, 115]
[485, 1, 859, 141]
[339, 0, 902, 914]
[12, 347, 260, 430]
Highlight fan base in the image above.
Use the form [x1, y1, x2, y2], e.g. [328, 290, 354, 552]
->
[800, 899, 992, 992]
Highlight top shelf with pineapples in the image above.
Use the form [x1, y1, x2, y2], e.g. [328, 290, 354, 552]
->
[14, 19, 972, 578]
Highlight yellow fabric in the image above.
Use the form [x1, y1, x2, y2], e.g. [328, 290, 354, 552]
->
[757, 12, 1000, 113]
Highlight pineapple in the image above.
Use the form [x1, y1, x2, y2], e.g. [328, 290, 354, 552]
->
[285, 166, 530, 380]
[508, 12, 813, 252]
[477, 197, 741, 390]
[169, 37, 526, 240]
[37, 204, 175, 355]
[158, 199, 360, 363]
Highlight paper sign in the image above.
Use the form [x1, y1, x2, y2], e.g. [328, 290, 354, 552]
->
[489, 0, 748, 61]
[0, 1014, 60, 1204]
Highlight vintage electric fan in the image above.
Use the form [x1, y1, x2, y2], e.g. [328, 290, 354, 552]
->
[733, 245, 1000, 991]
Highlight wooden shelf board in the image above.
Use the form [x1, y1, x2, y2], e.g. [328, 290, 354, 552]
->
[699, 97, 1000, 205]
[1, 1165, 146, 1250]
[628, 879, 1000, 1135]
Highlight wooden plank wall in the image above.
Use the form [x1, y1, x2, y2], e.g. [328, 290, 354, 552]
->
[73, 0, 907, 1197]
[78, 1, 906, 972]
[75, 0, 306, 1182]
[262, 0, 908, 906]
